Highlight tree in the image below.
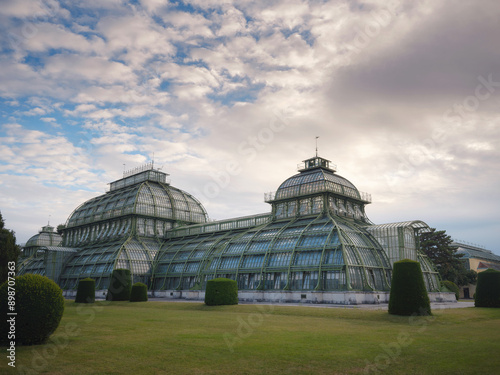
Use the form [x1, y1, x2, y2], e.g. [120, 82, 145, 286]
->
[419, 228, 474, 287]
[0, 211, 21, 284]
[56, 224, 66, 235]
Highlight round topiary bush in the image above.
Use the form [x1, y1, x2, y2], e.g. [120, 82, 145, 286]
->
[130, 282, 148, 302]
[106, 269, 132, 301]
[205, 278, 238, 306]
[0, 274, 64, 345]
[75, 278, 95, 303]
[389, 259, 431, 316]
[475, 268, 500, 308]
[441, 280, 460, 300]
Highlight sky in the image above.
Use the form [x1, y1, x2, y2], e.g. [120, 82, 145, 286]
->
[0, 0, 499, 254]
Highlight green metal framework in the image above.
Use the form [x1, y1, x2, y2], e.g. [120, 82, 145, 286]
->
[18, 156, 443, 295]
[365, 221, 441, 291]
[57, 165, 209, 289]
[151, 212, 392, 292]
[151, 156, 393, 292]
[18, 225, 64, 278]
[265, 157, 372, 224]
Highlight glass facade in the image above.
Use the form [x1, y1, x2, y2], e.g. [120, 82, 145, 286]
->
[266, 159, 371, 224]
[18, 156, 442, 295]
[51, 167, 208, 289]
[152, 213, 392, 292]
[19, 225, 63, 276]
[365, 221, 440, 291]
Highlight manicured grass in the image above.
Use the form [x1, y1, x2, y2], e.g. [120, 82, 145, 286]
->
[2, 300, 500, 374]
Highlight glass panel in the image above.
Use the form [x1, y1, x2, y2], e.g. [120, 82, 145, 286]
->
[273, 237, 298, 250]
[322, 270, 346, 290]
[293, 251, 322, 266]
[267, 252, 292, 267]
[218, 256, 240, 270]
[322, 249, 344, 265]
[247, 241, 271, 252]
[297, 235, 327, 248]
[241, 255, 265, 269]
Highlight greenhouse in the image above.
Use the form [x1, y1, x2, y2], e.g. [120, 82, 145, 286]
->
[152, 156, 393, 296]
[366, 221, 441, 291]
[18, 155, 451, 304]
[18, 224, 76, 282]
[20, 162, 209, 290]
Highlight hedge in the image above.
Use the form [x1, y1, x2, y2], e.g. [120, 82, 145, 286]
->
[475, 268, 500, 308]
[130, 282, 148, 302]
[0, 274, 64, 345]
[441, 280, 459, 300]
[389, 259, 431, 316]
[106, 269, 132, 301]
[205, 278, 238, 306]
[75, 278, 95, 303]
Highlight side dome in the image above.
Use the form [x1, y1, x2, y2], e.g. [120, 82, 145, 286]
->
[25, 225, 62, 248]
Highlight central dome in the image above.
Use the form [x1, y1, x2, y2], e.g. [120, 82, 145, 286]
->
[273, 156, 370, 203]
[276, 167, 361, 201]
[266, 156, 372, 223]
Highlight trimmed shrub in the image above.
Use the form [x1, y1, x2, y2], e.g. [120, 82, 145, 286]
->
[475, 268, 500, 308]
[389, 259, 431, 316]
[205, 278, 238, 306]
[130, 282, 148, 302]
[75, 278, 95, 303]
[0, 274, 64, 345]
[106, 269, 132, 301]
[441, 280, 459, 300]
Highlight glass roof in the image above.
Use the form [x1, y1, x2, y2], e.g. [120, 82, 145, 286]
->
[455, 245, 500, 262]
[25, 225, 62, 248]
[66, 180, 208, 228]
[274, 168, 365, 201]
[58, 237, 160, 290]
[152, 213, 393, 292]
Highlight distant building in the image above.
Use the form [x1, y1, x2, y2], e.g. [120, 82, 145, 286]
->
[18, 156, 454, 304]
[454, 242, 500, 299]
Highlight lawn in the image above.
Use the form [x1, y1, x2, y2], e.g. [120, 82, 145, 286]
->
[2, 300, 499, 375]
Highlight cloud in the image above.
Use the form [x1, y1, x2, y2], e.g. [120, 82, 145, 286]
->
[0, 0, 69, 19]
[43, 54, 135, 85]
[22, 22, 105, 54]
[40, 117, 56, 122]
[0, 123, 102, 190]
[95, 14, 176, 68]
[326, 0, 500, 111]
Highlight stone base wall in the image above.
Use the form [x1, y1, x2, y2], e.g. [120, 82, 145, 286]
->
[151, 290, 456, 304]
[63, 289, 456, 305]
[153, 290, 389, 304]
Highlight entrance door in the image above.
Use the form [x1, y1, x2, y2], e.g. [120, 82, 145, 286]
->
[463, 287, 470, 299]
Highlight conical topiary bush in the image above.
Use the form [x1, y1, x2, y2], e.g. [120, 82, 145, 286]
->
[389, 259, 431, 316]
[106, 269, 132, 301]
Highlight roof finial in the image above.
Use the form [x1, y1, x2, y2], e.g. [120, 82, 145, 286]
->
[315, 136, 319, 157]
[48, 214, 51, 226]
[152, 152, 155, 169]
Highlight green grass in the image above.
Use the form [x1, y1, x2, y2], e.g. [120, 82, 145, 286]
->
[2, 300, 500, 375]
